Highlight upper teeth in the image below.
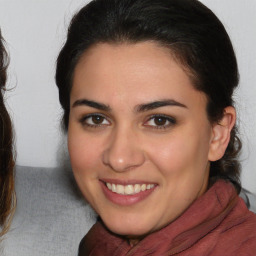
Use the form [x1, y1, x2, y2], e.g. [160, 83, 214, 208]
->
[106, 183, 155, 195]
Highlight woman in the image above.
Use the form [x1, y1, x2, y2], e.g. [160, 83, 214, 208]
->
[55, 0, 256, 254]
[0, 28, 15, 237]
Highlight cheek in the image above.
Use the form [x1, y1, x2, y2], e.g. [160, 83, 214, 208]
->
[146, 129, 211, 178]
[146, 134, 191, 169]
[68, 129, 104, 206]
[68, 129, 102, 174]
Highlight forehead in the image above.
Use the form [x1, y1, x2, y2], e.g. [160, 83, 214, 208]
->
[71, 42, 207, 110]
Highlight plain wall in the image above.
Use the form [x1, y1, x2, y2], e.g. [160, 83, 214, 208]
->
[0, 0, 255, 193]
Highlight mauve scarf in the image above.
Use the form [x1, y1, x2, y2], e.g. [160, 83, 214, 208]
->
[79, 180, 256, 255]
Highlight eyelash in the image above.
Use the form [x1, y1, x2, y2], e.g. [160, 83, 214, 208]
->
[79, 113, 111, 128]
[79, 113, 176, 130]
[144, 114, 176, 130]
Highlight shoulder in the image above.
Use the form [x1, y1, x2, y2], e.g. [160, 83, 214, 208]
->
[214, 197, 256, 255]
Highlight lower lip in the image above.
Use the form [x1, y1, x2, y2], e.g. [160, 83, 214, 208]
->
[100, 182, 157, 206]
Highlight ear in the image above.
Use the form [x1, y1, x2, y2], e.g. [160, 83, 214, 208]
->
[208, 106, 236, 161]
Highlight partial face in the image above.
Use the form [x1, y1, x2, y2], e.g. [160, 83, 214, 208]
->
[68, 42, 213, 237]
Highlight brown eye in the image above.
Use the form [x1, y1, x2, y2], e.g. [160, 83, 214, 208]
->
[91, 115, 105, 124]
[154, 116, 167, 126]
[80, 114, 110, 127]
[144, 115, 176, 129]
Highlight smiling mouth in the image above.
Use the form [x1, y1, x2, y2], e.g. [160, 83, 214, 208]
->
[105, 182, 156, 195]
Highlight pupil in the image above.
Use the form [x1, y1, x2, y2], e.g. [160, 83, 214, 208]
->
[92, 116, 103, 124]
[154, 117, 166, 126]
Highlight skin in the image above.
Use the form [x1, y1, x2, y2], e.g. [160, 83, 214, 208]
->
[68, 42, 235, 240]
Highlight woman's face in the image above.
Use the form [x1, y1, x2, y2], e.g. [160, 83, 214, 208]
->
[68, 42, 214, 237]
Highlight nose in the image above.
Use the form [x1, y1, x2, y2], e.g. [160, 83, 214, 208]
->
[102, 127, 145, 172]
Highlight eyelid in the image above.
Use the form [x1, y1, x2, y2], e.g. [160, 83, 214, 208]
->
[79, 113, 111, 127]
[78, 112, 176, 130]
[143, 114, 176, 129]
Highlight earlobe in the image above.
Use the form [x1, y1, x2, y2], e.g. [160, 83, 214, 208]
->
[208, 106, 236, 161]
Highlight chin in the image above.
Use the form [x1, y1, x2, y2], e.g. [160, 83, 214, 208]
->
[102, 215, 153, 237]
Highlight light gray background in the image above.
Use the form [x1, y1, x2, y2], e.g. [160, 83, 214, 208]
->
[0, 0, 255, 193]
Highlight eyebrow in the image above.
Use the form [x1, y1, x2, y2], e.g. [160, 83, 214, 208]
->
[135, 99, 187, 112]
[72, 98, 187, 112]
[72, 99, 111, 111]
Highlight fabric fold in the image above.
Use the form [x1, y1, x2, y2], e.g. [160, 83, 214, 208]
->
[79, 180, 256, 256]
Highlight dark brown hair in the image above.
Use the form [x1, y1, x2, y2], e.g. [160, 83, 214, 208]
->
[56, 0, 241, 191]
[0, 28, 16, 236]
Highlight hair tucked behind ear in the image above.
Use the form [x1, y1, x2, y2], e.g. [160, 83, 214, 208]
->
[0, 28, 16, 237]
[56, 0, 242, 192]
